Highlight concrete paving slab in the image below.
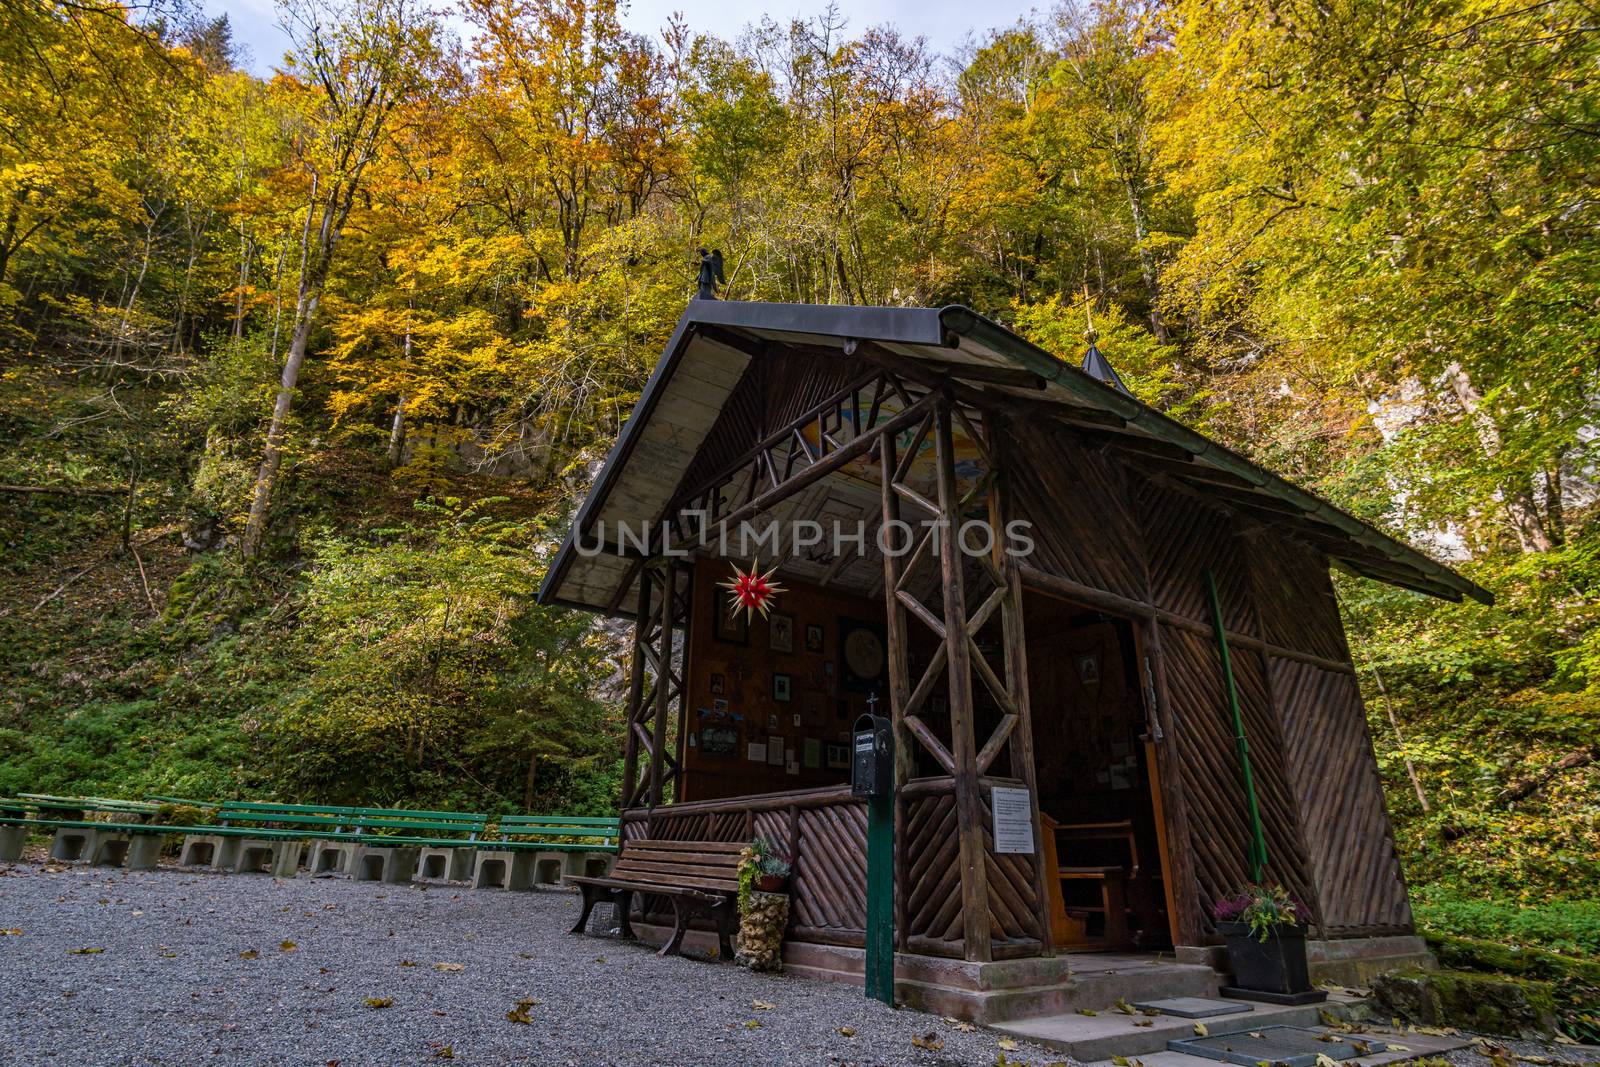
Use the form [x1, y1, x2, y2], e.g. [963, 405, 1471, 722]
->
[1133, 996, 1254, 1019]
[1085, 1027, 1474, 1067]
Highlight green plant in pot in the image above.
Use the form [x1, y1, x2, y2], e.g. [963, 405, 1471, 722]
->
[1212, 885, 1325, 1004]
[738, 835, 792, 910]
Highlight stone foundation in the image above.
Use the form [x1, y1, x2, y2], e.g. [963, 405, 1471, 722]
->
[1178, 935, 1437, 989]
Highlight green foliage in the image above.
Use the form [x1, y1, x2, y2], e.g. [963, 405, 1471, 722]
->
[1416, 891, 1600, 961]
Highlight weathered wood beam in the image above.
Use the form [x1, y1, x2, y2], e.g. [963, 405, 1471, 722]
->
[700, 395, 937, 548]
[619, 571, 652, 809]
[879, 433, 915, 953]
[935, 394, 993, 963]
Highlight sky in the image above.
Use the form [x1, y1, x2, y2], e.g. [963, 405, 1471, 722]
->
[205, 0, 1044, 77]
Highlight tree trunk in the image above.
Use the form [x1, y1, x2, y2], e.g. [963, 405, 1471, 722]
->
[1443, 361, 1553, 552]
[523, 752, 537, 812]
[241, 290, 320, 558]
[1370, 661, 1428, 813]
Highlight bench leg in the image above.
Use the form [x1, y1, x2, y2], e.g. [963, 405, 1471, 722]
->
[713, 898, 736, 961]
[615, 890, 636, 941]
[571, 885, 607, 935]
[658, 896, 694, 958]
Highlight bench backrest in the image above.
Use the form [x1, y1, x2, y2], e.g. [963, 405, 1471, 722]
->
[217, 801, 488, 838]
[608, 839, 744, 894]
[17, 793, 158, 816]
[497, 815, 620, 847]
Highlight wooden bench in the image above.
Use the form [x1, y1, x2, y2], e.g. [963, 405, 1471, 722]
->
[566, 839, 743, 959]
[1041, 815, 1138, 949]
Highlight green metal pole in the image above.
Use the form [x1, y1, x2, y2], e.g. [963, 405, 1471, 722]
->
[864, 779, 895, 1005]
[1204, 568, 1269, 884]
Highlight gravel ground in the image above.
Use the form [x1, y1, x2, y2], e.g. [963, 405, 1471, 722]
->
[0, 857, 1058, 1067]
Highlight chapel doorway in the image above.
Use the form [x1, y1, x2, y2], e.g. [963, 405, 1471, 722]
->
[1024, 590, 1175, 952]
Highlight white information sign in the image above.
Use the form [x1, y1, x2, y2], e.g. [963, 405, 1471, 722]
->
[989, 786, 1035, 855]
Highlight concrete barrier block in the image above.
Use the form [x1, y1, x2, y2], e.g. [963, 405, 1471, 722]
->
[0, 825, 27, 861]
[179, 833, 240, 870]
[417, 847, 473, 882]
[226, 838, 301, 877]
[50, 827, 97, 863]
[125, 833, 163, 871]
[471, 849, 533, 891]
[89, 832, 135, 867]
[567, 851, 615, 880]
[352, 845, 419, 884]
[309, 840, 357, 877]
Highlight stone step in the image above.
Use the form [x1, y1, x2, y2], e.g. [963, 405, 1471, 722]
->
[899, 956, 1221, 1023]
[995, 995, 1366, 1061]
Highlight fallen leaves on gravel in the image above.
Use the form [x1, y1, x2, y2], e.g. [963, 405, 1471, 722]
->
[239, 950, 259, 959]
[743, 1019, 762, 1029]
[911, 1032, 943, 1051]
[280, 941, 297, 952]
[752, 1000, 775, 1010]
[364, 998, 394, 1009]
[435, 962, 464, 972]
[399, 960, 418, 967]
[2, 928, 20, 935]
[68, 947, 104, 954]
[997, 1037, 1019, 1051]
[506, 998, 538, 1024]
[1134, 1020, 1154, 1027]
[432, 1047, 454, 1060]
[836, 1027, 855, 1037]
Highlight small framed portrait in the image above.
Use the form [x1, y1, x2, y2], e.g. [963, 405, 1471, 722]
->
[769, 612, 794, 654]
[804, 623, 824, 654]
[713, 590, 748, 644]
[709, 672, 725, 696]
[826, 742, 850, 770]
[773, 673, 792, 702]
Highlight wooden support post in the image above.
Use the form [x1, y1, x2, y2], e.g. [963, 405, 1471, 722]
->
[989, 424, 1053, 954]
[935, 394, 992, 962]
[648, 558, 678, 808]
[620, 570, 653, 810]
[879, 433, 913, 953]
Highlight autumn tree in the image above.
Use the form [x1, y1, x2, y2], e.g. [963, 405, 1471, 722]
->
[241, 0, 437, 557]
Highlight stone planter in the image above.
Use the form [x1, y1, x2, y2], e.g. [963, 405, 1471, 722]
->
[1217, 921, 1325, 1004]
[736, 890, 790, 971]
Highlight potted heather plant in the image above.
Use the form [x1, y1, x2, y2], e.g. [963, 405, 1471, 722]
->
[1212, 885, 1324, 1004]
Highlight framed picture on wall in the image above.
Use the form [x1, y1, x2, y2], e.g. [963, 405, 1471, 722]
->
[713, 589, 748, 644]
[804, 623, 824, 653]
[826, 742, 849, 770]
[769, 612, 794, 653]
[710, 672, 725, 696]
[773, 673, 792, 702]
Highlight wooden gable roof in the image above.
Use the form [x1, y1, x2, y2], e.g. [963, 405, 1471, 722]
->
[538, 301, 1491, 614]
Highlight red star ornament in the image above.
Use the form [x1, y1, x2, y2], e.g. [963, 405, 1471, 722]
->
[720, 559, 784, 622]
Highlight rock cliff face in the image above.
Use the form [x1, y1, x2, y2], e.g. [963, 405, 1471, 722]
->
[1372, 969, 1562, 1039]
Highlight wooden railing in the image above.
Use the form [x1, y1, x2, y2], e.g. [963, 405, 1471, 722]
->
[622, 786, 868, 946]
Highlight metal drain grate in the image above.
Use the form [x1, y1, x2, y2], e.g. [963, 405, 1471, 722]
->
[1167, 1025, 1387, 1067]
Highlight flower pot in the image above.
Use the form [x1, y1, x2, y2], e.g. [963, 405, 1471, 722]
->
[754, 873, 787, 893]
[1216, 920, 1317, 1000]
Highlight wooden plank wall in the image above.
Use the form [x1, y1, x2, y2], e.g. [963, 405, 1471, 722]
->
[1255, 544, 1415, 935]
[1010, 428, 1413, 945]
